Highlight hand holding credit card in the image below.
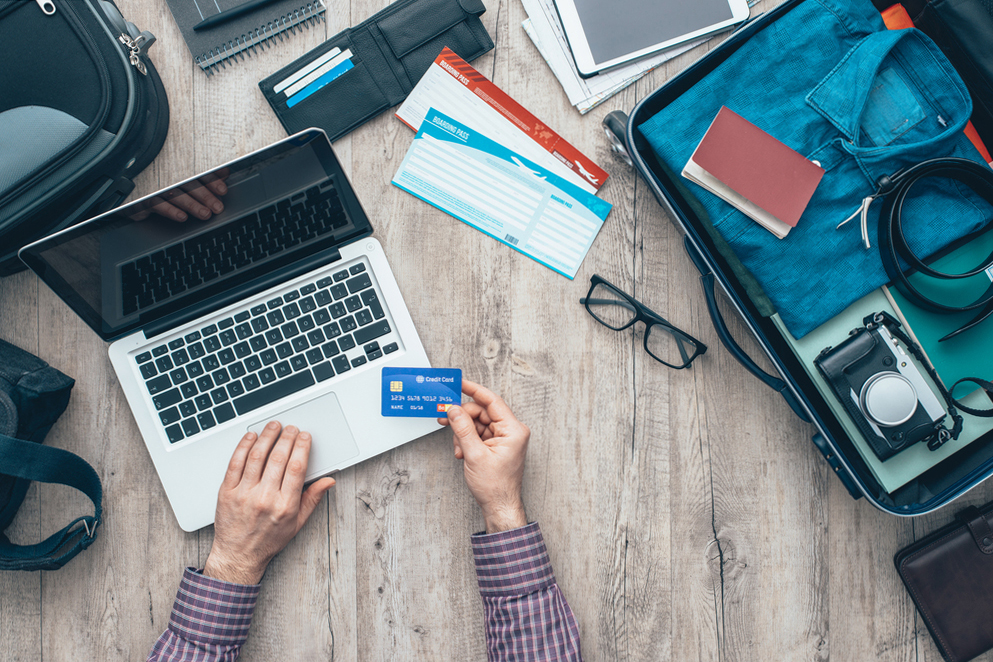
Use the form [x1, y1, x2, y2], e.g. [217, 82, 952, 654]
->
[382, 367, 462, 417]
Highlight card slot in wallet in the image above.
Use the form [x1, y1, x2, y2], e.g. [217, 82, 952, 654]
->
[259, 0, 492, 143]
[275, 59, 391, 138]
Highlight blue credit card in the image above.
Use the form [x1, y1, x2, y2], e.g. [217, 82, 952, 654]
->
[382, 367, 462, 418]
[286, 58, 354, 108]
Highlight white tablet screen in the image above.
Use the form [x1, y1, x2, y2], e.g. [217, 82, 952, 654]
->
[571, 0, 733, 63]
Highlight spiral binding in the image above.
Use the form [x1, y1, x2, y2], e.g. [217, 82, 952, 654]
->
[196, 1, 327, 75]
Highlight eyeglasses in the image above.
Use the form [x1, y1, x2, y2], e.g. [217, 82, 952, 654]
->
[580, 274, 707, 369]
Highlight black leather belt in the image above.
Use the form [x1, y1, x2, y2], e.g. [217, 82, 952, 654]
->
[869, 157, 993, 418]
[875, 157, 993, 342]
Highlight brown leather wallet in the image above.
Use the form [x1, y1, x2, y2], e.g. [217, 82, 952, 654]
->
[895, 503, 993, 662]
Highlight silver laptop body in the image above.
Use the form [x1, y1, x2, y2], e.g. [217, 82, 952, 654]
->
[20, 129, 438, 531]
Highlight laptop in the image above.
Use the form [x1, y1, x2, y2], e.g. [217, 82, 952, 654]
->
[19, 129, 440, 531]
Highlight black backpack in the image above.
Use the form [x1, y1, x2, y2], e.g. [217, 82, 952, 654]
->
[0, 0, 169, 275]
[0, 339, 102, 571]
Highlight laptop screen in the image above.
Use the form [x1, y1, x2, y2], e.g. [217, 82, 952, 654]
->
[20, 130, 372, 341]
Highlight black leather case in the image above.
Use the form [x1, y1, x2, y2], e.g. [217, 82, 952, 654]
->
[895, 503, 993, 662]
[259, 0, 492, 142]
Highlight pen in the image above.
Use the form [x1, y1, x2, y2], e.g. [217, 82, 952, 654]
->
[193, 0, 282, 31]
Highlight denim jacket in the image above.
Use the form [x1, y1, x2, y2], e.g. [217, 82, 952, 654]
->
[639, 0, 992, 338]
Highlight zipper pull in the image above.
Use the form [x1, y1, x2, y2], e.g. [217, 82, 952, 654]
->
[35, 0, 56, 15]
[118, 31, 156, 76]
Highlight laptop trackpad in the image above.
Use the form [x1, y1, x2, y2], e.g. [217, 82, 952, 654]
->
[247, 391, 359, 476]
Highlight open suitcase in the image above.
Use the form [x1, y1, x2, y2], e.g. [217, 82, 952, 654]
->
[604, 0, 993, 515]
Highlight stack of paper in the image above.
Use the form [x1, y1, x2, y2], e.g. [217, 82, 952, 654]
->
[392, 49, 612, 279]
[520, 0, 704, 114]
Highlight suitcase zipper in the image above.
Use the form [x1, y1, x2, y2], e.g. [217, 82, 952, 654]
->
[34, 0, 56, 15]
[118, 31, 155, 76]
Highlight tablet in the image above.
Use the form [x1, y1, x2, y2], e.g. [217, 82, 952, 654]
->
[554, 0, 750, 77]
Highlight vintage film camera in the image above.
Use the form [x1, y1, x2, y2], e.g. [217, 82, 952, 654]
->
[815, 312, 956, 461]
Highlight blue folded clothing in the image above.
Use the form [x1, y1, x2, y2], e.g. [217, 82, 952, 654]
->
[638, 0, 993, 338]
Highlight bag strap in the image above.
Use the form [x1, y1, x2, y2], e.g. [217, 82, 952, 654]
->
[0, 432, 102, 571]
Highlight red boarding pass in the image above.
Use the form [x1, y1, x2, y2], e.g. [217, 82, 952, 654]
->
[396, 48, 608, 192]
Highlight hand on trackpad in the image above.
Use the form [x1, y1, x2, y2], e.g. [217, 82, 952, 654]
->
[247, 391, 359, 477]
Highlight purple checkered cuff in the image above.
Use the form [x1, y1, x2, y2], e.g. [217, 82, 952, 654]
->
[167, 568, 260, 647]
[471, 522, 555, 597]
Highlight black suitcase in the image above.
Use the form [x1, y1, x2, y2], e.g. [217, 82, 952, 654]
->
[605, 0, 993, 515]
[0, 0, 169, 275]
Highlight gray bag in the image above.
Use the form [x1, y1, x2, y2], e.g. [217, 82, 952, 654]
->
[0, 0, 169, 275]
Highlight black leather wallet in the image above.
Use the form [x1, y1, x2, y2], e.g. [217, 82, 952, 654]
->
[259, 0, 492, 142]
[895, 502, 993, 662]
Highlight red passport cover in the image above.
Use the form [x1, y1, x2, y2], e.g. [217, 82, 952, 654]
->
[692, 107, 824, 227]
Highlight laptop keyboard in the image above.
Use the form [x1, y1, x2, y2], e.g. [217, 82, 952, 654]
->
[132, 262, 399, 444]
[120, 180, 347, 316]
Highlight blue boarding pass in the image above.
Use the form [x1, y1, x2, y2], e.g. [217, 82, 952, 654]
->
[392, 110, 612, 279]
[381, 367, 462, 418]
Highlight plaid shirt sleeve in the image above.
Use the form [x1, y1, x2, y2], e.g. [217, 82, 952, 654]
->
[146, 567, 260, 662]
[472, 522, 583, 661]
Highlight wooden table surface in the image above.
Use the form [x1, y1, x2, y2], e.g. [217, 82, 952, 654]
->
[4, 0, 993, 660]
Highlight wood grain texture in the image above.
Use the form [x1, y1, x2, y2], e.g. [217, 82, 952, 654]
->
[5, 0, 993, 660]
[0, 273, 42, 662]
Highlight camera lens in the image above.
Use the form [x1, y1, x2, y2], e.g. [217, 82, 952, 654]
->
[859, 373, 918, 427]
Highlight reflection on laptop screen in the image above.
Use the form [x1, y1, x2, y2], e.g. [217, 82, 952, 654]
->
[24, 131, 369, 339]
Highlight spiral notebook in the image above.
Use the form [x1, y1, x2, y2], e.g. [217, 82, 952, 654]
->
[165, 0, 327, 75]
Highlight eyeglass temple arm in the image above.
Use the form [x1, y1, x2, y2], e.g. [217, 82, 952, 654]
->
[673, 332, 692, 364]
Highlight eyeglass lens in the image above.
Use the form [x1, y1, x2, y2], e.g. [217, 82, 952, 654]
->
[585, 282, 637, 329]
[645, 324, 699, 367]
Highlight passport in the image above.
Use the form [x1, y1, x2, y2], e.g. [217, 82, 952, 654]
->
[381, 367, 462, 418]
[682, 106, 824, 239]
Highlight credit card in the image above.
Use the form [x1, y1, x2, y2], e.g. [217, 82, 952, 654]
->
[382, 367, 462, 418]
[284, 49, 352, 97]
[286, 58, 354, 108]
[274, 47, 341, 94]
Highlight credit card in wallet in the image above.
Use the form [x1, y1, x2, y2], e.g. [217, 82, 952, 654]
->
[274, 47, 341, 94]
[382, 367, 462, 418]
[286, 54, 354, 108]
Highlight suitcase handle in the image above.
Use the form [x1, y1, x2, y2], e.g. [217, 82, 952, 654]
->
[683, 236, 809, 422]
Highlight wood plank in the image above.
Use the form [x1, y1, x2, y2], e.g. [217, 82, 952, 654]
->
[181, 1, 337, 659]
[826, 489, 916, 662]
[343, 0, 502, 655]
[29, 0, 201, 658]
[498, 3, 639, 659]
[0, 271, 42, 662]
[491, 3, 644, 659]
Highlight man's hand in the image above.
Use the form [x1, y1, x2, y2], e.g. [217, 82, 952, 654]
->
[203, 422, 336, 585]
[439, 380, 530, 534]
